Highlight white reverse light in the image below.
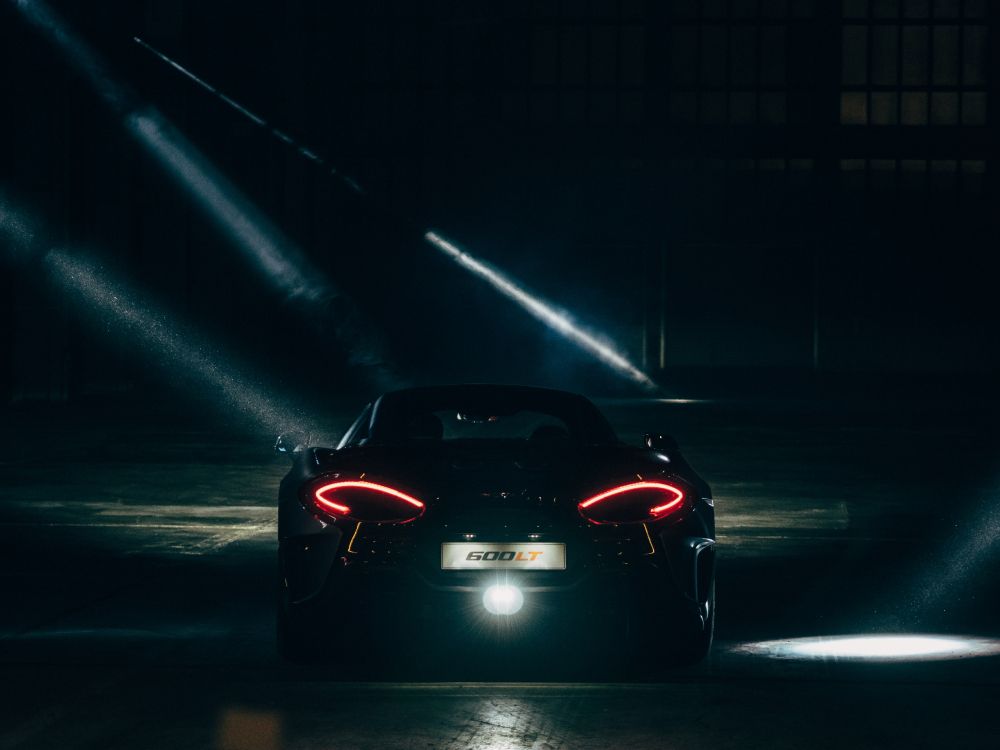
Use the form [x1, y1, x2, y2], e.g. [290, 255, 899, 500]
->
[483, 585, 524, 616]
[737, 634, 1000, 662]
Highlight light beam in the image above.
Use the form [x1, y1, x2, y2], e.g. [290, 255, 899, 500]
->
[44, 248, 320, 437]
[10, 0, 395, 384]
[2, 192, 319, 436]
[425, 232, 656, 388]
[131, 37, 658, 389]
[132, 37, 365, 196]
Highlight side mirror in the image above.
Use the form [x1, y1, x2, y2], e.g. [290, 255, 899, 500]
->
[274, 433, 307, 456]
[644, 433, 677, 453]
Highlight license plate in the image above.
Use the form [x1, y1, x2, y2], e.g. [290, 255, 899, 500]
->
[441, 542, 566, 570]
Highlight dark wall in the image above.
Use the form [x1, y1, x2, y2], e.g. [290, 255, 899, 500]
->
[1, 0, 996, 404]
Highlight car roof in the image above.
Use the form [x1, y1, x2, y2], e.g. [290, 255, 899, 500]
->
[377, 383, 590, 403]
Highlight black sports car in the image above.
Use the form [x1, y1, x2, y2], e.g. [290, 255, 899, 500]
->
[275, 384, 715, 669]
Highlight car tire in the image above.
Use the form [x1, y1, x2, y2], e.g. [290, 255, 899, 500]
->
[672, 583, 715, 666]
[626, 583, 715, 675]
[275, 555, 323, 664]
[276, 592, 318, 664]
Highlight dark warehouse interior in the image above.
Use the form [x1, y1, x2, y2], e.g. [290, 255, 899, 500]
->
[1, 1, 999, 748]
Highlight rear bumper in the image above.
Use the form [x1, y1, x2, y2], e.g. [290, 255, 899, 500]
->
[295, 567, 706, 645]
[279, 534, 714, 623]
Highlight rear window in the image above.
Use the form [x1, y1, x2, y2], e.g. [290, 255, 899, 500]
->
[432, 409, 571, 442]
[361, 388, 617, 447]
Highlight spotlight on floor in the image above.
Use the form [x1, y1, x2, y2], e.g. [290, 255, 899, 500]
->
[736, 634, 1000, 662]
[425, 231, 657, 389]
[483, 585, 524, 616]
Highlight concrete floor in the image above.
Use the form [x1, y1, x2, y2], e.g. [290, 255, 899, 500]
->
[1, 396, 999, 748]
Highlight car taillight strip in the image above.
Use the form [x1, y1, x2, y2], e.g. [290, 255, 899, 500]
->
[311, 480, 426, 521]
[314, 495, 351, 515]
[579, 481, 684, 509]
[649, 496, 684, 516]
[315, 480, 425, 508]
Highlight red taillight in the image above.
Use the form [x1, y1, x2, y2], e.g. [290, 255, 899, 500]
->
[309, 480, 425, 524]
[578, 481, 685, 525]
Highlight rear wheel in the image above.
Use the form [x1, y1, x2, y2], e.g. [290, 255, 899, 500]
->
[671, 584, 715, 666]
[276, 569, 321, 664]
[276, 559, 372, 667]
[626, 584, 715, 675]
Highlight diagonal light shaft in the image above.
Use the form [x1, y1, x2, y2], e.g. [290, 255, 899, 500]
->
[132, 37, 657, 388]
[10, 0, 394, 381]
[424, 232, 655, 387]
[45, 248, 320, 436]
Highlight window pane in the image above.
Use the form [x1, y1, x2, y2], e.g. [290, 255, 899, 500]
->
[841, 92, 868, 124]
[621, 91, 644, 123]
[842, 26, 868, 85]
[840, 158, 866, 190]
[961, 92, 987, 125]
[929, 159, 957, 191]
[791, 0, 816, 17]
[903, 0, 929, 17]
[670, 27, 699, 86]
[532, 27, 559, 85]
[669, 92, 698, 124]
[900, 159, 926, 190]
[701, 27, 728, 86]
[872, 0, 899, 18]
[621, 0, 645, 19]
[672, 0, 699, 17]
[703, 0, 726, 18]
[872, 26, 899, 85]
[761, 26, 787, 86]
[901, 91, 928, 124]
[933, 0, 960, 18]
[871, 159, 896, 190]
[762, 0, 788, 19]
[842, 0, 868, 18]
[962, 26, 988, 87]
[560, 90, 586, 122]
[501, 92, 528, 124]
[932, 26, 959, 85]
[534, 0, 558, 18]
[730, 92, 757, 123]
[590, 27, 618, 86]
[590, 91, 616, 122]
[930, 92, 958, 124]
[730, 27, 758, 87]
[530, 91, 556, 122]
[560, 27, 587, 86]
[620, 26, 645, 86]
[760, 92, 787, 123]
[700, 92, 728, 123]
[590, 0, 618, 19]
[871, 92, 898, 124]
[961, 160, 986, 193]
[901, 26, 929, 84]
[964, 0, 987, 18]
